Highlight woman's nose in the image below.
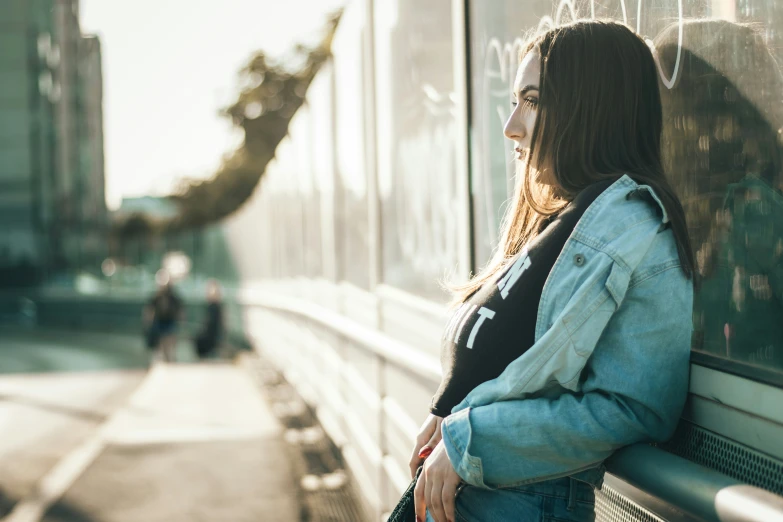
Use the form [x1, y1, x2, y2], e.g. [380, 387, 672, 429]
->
[504, 110, 525, 141]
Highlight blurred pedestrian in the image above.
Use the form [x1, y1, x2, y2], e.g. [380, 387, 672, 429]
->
[195, 279, 224, 359]
[143, 277, 184, 363]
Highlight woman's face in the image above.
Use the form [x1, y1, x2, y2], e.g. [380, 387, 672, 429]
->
[504, 50, 554, 185]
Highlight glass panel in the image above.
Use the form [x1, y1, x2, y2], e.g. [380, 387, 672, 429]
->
[309, 65, 336, 280]
[275, 138, 305, 279]
[290, 106, 322, 279]
[333, 2, 370, 289]
[374, 0, 460, 301]
[468, 0, 783, 379]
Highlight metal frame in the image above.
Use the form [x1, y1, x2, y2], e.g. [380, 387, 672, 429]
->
[690, 364, 783, 426]
[452, 0, 474, 281]
[607, 444, 783, 522]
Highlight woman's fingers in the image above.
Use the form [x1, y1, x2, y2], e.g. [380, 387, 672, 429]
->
[414, 469, 427, 522]
[410, 415, 441, 478]
[410, 434, 439, 477]
[420, 441, 460, 522]
[410, 444, 429, 478]
[425, 471, 444, 522]
[426, 420, 443, 448]
[441, 475, 461, 522]
[409, 459, 420, 479]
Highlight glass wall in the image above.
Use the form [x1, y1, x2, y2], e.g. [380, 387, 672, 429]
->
[309, 63, 336, 282]
[374, 0, 461, 301]
[468, 0, 783, 381]
[333, 1, 371, 289]
[290, 106, 322, 280]
[223, 30, 341, 289]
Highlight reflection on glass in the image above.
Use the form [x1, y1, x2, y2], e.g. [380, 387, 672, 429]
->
[656, 19, 783, 373]
[375, 0, 460, 301]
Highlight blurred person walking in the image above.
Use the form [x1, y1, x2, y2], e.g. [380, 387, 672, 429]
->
[194, 279, 224, 359]
[143, 278, 185, 362]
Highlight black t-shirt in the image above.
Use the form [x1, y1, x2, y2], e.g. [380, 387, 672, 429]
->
[430, 180, 613, 416]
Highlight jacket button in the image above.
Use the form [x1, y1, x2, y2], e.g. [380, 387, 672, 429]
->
[574, 254, 585, 266]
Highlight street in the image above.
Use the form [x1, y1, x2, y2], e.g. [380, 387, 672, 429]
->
[0, 328, 299, 522]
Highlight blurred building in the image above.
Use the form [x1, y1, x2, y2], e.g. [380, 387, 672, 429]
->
[77, 34, 108, 268]
[0, 0, 106, 286]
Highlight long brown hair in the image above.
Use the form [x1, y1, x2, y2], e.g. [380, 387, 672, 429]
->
[449, 20, 694, 306]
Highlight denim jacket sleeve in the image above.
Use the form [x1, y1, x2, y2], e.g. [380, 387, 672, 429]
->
[440, 264, 694, 488]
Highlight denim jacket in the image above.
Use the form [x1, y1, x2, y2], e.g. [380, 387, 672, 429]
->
[441, 175, 694, 489]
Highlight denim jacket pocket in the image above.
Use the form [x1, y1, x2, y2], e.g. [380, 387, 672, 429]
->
[564, 262, 631, 356]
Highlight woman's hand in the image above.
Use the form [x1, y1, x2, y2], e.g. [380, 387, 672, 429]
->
[414, 440, 461, 522]
[409, 414, 443, 478]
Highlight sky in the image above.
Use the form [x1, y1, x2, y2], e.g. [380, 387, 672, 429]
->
[80, 0, 344, 209]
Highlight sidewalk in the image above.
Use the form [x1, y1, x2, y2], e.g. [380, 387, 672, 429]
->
[5, 361, 300, 522]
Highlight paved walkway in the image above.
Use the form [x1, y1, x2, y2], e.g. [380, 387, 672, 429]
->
[2, 361, 300, 522]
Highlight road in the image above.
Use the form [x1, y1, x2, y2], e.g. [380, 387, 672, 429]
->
[0, 327, 299, 522]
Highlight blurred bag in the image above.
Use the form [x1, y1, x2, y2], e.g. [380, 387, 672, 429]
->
[388, 466, 422, 522]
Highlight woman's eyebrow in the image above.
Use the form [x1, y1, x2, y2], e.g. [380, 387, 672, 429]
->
[511, 84, 538, 98]
[519, 84, 539, 96]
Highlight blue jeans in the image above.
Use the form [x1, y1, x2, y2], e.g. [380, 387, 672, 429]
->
[426, 476, 595, 522]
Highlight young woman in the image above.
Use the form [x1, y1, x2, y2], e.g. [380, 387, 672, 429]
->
[410, 20, 695, 522]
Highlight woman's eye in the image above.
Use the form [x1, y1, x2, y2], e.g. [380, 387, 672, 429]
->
[512, 96, 537, 110]
[521, 97, 539, 109]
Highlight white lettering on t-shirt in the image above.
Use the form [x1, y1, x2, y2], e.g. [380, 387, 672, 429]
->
[445, 303, 477, 344]
[467, 307, 496, 349]
[497, 248, 532, 299]
[443, 303, 467, 341]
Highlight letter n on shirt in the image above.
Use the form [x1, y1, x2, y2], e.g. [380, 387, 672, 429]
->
[497, 248, 532, 299]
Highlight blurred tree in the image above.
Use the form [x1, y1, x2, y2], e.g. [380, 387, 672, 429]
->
[108, 10, 341, 239]
[168, 10, 341, 230]
[112, 212, 158, 264]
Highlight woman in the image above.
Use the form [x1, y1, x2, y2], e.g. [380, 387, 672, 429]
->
[410, 21, 695, 522]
